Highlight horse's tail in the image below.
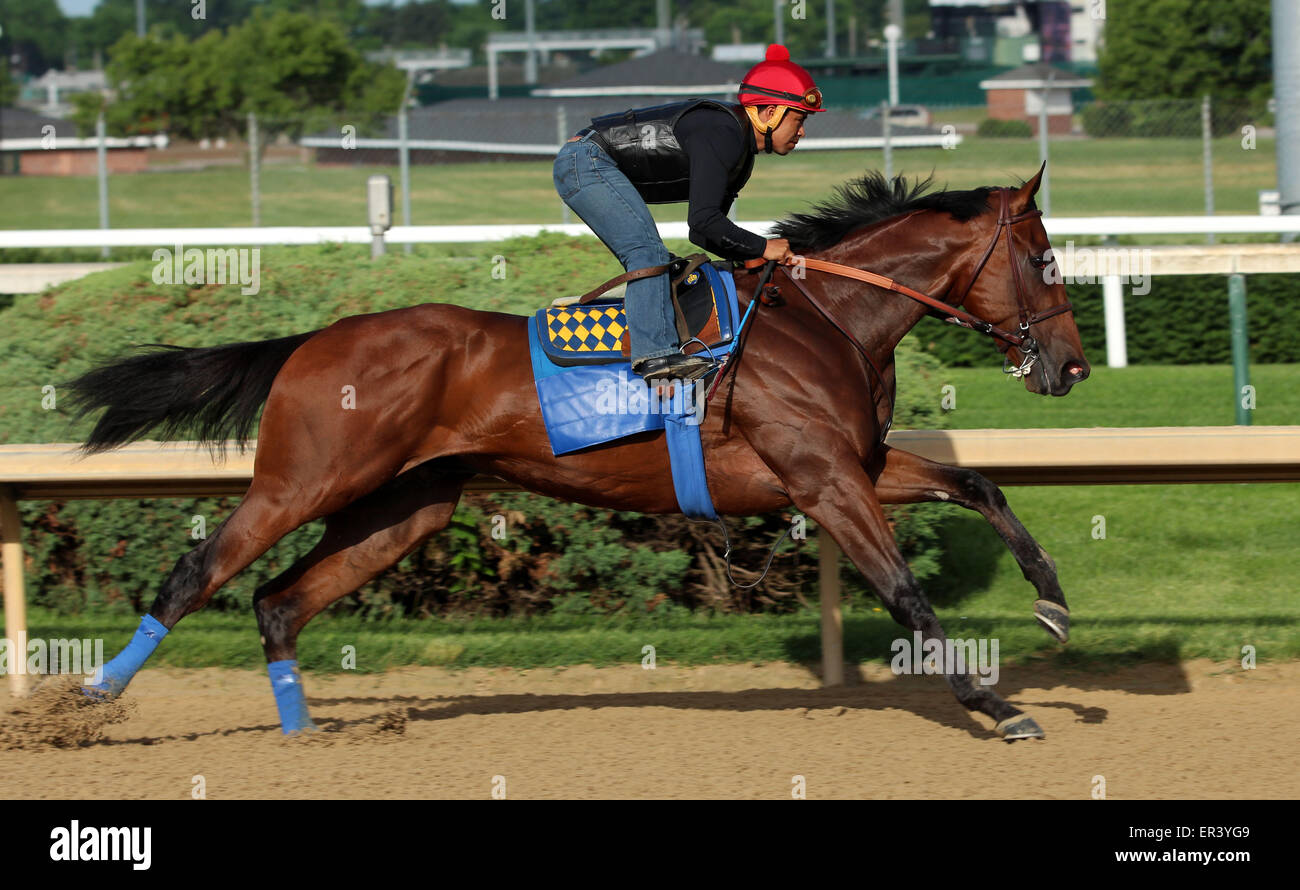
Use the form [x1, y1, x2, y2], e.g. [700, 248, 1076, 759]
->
[65, 331, 321, 454]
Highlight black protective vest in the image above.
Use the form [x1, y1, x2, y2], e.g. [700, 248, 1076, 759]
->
[586, 99, 756, 205]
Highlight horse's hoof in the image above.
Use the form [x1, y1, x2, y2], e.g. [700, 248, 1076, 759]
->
[1034, 599, 1070, 643]
[80, 683, 118, 702]
[996, 714, 1045, 741]
[282, 720, 319, 736]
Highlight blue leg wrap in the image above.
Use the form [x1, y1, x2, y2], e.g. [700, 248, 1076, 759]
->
[268, 660, 317, 734]
[82, 614, 168, 699]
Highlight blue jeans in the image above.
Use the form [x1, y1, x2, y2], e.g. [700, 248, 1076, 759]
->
[553, 133, 678, 364]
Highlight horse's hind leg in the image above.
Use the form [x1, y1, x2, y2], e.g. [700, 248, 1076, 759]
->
[86, 453, 414, 700]
[868, 445, 1071, 643]
[252, 464, 470, 733]
[85, 314, 449, 702]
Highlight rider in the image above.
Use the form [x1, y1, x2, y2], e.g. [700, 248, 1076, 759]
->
[553, 44, 824, 383]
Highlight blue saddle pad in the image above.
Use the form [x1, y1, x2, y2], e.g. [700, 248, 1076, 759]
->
[527, 265, 743, 520]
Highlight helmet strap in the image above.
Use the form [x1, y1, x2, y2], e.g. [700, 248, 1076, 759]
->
[745, 104, 789, 154]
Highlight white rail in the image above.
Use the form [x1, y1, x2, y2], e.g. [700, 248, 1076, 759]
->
[3, 216, 1300, 249]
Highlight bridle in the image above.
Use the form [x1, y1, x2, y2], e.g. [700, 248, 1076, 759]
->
[751, 187, 1073, 380]
[722, 189, 1076, 431]
[951, 188, 1074, 376]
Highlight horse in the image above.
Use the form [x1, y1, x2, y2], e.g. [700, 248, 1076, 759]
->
[66, 165, 1089, 741]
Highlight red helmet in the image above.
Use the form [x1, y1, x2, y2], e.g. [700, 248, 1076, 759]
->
[739, 44, 824, 114]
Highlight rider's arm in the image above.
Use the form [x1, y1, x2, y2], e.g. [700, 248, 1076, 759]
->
[677, 109, 768, 260]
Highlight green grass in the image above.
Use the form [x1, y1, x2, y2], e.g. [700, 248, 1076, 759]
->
[928, 364, 1300, 428]
[0, 135, 1276, 236]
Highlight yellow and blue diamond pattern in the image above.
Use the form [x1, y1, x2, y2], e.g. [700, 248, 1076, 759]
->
[544, 305, 628, 354]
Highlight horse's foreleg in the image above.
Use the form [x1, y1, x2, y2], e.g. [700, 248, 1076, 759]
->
[777, 455, 1042, 740]
[868, 445, 1070, 643]
[252, 465, 469, 733]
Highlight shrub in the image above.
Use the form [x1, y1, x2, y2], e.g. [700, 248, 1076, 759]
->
[977, 118, 1033, 138]
[1080, 103, 1134, 137]
[914, 273, 1300, 367]
[1081, 99, 1256, 138]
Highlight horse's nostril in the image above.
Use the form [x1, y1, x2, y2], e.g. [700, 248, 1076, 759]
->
[1063, 361, 1088, 380]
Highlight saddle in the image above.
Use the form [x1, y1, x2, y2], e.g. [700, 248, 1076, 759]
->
[534, 253, 740, 367]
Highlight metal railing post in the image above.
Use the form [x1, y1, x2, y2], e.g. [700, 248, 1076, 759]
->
[248, 112, 261, 228]
[1229, 274, 1251, 425]
[818, 527, 844, 686]
[96, 111, 109, 259]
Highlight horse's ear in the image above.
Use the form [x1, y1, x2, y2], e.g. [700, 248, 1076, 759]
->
[1012, 162, 1046, 213]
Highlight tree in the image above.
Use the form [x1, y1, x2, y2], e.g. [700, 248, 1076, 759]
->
[73, 10, 405, 140]
[224, 9, 404, 130]
[0, 63, 18, 105]
[67, 0, 264, 61]
[1096, 0, 1272, 108]
[0, 0, 69, 75]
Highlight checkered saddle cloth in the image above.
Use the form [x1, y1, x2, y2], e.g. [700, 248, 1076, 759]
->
[534, 261, 739, 366]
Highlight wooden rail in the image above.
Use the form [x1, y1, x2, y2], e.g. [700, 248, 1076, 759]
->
[3, 427, 1299, 694]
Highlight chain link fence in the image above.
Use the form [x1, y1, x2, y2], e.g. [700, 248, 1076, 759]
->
[2, 96, 1278, 243]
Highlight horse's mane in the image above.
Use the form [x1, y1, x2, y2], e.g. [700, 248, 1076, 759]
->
[772, 172, 1004, 253]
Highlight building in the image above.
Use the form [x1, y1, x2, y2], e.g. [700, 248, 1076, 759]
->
[528, 49, 746, 99]
[928, 0, 1102, 64]
[20, 69, 107, 119]
[979, 63, 1092, 135]
[302, 47, 960, 164]
[0, 107, 166, 176]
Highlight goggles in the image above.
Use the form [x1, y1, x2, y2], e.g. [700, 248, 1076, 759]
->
[740, 82, 823, 110]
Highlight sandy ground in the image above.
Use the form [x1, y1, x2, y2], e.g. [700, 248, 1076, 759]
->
[1, 659, 1295, 800]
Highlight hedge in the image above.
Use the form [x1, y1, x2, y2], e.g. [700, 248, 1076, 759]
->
[976, 118, 1033, 138]
[1080, 99, 1256, 139]
[913, 272, 1300, 367]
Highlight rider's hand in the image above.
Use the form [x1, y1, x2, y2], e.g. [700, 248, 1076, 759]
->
[763, 238, 795, 265]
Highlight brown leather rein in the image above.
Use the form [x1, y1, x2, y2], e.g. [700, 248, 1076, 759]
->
[743, 187, 1073, 379]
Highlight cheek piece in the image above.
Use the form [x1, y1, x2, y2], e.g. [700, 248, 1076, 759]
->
[745, 104, 790, 154]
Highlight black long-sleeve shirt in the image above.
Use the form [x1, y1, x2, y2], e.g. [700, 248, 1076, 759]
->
[674, 107, 767, 261]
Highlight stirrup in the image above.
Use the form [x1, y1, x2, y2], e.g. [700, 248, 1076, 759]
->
[634, 353, 713, 384]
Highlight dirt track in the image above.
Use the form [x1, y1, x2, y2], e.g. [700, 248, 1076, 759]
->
[1, 659, 1296, 799]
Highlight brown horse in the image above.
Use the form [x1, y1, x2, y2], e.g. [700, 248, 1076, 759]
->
[69, 167, 1088, 740]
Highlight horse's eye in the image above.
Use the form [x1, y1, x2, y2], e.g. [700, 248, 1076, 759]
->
[1029, 254, 1051, 270]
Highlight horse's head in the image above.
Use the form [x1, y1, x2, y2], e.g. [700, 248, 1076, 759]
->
[959, 165, 1090, 396]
